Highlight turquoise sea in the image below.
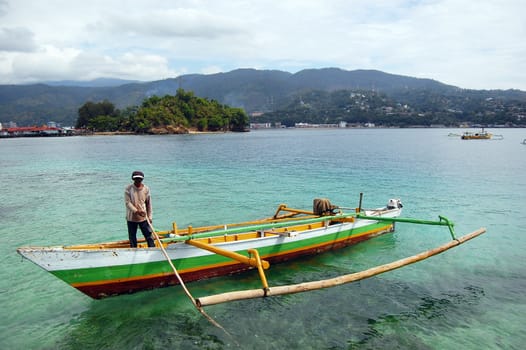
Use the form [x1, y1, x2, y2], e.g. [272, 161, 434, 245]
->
[1, 128, 525, 349]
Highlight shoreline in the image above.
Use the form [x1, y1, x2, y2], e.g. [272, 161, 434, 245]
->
[91, 130, 224, 136]
[2, 126, 524, 139]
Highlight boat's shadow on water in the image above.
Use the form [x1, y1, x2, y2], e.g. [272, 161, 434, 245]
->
[54, 237, 487, 350]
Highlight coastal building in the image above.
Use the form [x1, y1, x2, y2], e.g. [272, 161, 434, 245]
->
[0, 125, 75, 138]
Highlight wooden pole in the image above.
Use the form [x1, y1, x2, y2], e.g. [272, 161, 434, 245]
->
[358, 192, 363, 212]
[196, 227, 486, 307]
[144, 217, 232, 335]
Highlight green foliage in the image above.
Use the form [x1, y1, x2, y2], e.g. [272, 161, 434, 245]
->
[88, 115, 120, 132]
[257, 89, 526, 127]
[76, 100, 119, 129]
[6, 69, 525, 128]
[227, 108, 249, 131]
[75, 89, 249, 133]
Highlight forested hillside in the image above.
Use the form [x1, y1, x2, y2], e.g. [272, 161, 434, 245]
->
[258, 89, 526, 127]
[1, 68, 525, 127]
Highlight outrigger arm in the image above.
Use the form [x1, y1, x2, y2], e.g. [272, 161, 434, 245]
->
[164, 212, 461, 306]
[195, 227, 486, 307]
[186, 239, 270, 270]
[356, 214, 457, 240]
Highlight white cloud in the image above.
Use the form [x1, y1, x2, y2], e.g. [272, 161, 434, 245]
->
[0, 27, 37, 52]
[0, 46, 79, 83]
[0, 46, 178, 83]
[0, 0, 8, 16]
[200, 65, 223, 75]
[96, 8, 247, 39]
[0, 0, 524, 89]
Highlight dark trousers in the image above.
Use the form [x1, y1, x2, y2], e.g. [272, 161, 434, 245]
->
[127, 220, 155, 248]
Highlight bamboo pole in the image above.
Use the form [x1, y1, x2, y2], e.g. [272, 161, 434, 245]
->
[356, 214, 452, 227]
[169, 211, 317, 236]
[248, 249, 269, 291]
[144, 217, 231, 335]
[357, 214, 457, 239]
[195, 227, 486, 307]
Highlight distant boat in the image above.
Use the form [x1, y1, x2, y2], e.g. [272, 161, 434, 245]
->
[521, 139, 526, 145]
[461, 128, 492, 140]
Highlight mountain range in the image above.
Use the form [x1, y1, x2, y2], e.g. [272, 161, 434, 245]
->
[1, 68, 525, 127]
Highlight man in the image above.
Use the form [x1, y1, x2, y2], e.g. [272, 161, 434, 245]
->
[125, 170, 155, 248]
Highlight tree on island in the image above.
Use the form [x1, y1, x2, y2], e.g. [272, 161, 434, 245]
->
[76, 89, 249, 133]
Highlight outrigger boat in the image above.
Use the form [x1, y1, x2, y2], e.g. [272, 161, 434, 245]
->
[17, 196, 484, 303]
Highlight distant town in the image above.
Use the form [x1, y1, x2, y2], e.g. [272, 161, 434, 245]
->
[2, 119, 521, 139]
[0, 121, 78, 138]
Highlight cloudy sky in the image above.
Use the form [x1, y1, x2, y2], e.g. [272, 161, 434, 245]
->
[0, 0, 525, 90]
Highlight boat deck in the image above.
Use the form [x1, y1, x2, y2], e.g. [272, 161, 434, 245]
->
[61, 207, 392, 251]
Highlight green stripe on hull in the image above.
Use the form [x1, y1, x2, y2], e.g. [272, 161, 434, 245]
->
[52, 222, 390, 286]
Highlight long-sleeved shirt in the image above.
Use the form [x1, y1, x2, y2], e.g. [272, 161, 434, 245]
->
[125, 183, 152, 222]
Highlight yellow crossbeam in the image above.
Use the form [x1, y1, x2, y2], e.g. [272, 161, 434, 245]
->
[187, 239, 270, 269]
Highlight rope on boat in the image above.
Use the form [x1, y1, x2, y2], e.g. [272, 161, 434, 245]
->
[195, 227, 486, 307]
[145, 217, 233, 337]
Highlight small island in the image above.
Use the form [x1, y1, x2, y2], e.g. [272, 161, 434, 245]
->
[76, 88, 249, 134]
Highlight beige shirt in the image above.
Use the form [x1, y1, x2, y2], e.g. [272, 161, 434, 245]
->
[125, 183, 152, 222]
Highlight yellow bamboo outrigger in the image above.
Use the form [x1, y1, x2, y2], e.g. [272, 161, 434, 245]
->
[196, 227, 485, 306]
[189, 212, 485, 307]
[148, 202, 486, 308]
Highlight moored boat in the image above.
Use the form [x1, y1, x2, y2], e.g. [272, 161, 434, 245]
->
[461, 128, 492, 140]
[17, 197, 404, 299]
